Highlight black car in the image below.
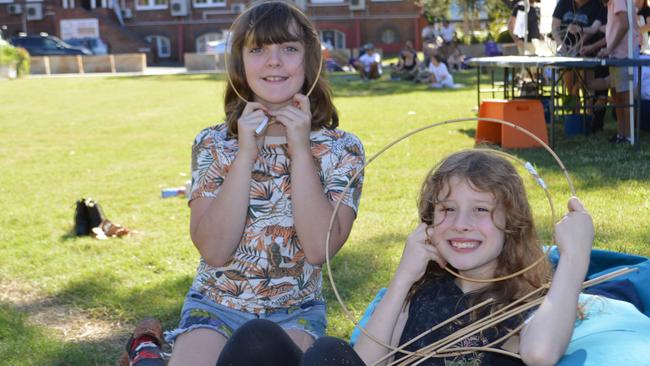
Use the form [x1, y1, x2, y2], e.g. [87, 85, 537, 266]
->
[10, 34, 92, 56]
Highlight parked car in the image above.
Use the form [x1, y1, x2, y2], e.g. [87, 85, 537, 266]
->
[65, 37, 109, 55]
[10, 34, 92, 56]
[205, 33, 231, 55]
[205, 39, 227, 55]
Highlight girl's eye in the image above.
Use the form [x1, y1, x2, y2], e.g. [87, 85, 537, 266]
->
[437, 206, 454, 213]
[284, 45, 299, 52]
[249, 47, 263, 54]
[475, 207, 491, 213]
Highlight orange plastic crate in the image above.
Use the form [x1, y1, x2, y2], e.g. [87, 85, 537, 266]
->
[476, 99, 549, 149]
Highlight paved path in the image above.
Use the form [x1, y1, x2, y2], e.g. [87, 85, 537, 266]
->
[26, 66, 221, 78]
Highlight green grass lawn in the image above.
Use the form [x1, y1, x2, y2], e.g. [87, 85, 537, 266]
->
[0, 71, 649, 365]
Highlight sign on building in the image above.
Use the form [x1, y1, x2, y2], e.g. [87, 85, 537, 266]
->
[60, 19, 100, 40]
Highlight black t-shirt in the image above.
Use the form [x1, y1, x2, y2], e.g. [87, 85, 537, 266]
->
[511, 2, 541, 41]
[553, 0, 606, 47]
[639, 4, 650, 18]
[397, 276, 527, 366]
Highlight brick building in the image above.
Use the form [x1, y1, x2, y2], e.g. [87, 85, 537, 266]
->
[0, 0, 424, 64]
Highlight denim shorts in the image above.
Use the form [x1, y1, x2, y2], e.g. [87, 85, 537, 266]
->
[164, 289, 327, 346]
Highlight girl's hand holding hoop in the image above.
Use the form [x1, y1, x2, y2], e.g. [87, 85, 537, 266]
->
[237, 102, 268, 161]
[268, 94, 312, 156]
[554, 197, 594, 265]
[395, 223, 446, 285]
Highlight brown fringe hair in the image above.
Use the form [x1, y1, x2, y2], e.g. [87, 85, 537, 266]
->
[406, 150, 552, 319]
[223, 1, 338, 138]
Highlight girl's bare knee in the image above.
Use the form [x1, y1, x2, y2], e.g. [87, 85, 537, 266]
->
[285, 328, 316, 351]
[168, 328, 227, 366]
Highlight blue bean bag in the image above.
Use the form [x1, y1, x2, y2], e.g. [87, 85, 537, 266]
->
[350, 249, 650, 366]
[558, 294, 650, 365]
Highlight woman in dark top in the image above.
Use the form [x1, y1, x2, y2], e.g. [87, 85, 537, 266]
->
[391, 40, 420, 81]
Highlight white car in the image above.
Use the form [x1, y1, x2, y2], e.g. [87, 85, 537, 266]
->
[205, 33, 232, 55]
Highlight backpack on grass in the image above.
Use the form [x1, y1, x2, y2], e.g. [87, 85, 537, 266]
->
[74, 198, 107, 236]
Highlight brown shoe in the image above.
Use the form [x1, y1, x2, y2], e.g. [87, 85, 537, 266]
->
[117, 317, 164, 366]
[101, 219, 130, 238]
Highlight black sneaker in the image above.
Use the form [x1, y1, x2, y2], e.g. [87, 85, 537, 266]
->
[610, 135, 631, 144]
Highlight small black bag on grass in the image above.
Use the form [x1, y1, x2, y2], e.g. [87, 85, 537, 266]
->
[74, 198, 107, 236]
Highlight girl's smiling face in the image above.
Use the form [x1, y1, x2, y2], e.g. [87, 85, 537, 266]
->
[243, 41, 305, 110]
[431, 176, 506, 281]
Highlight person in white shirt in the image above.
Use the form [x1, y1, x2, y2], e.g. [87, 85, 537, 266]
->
[421, 22, 435, 45]
[439, 19, 455, 44]
[428, 55, 454, 88]
[354, 44, 382, 80]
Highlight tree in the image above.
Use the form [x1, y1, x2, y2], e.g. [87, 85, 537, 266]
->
[416, 0, 514, 38]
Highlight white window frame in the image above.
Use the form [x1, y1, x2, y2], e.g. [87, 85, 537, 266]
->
[136, 0, 168, 10]
[192, 0, 225, 9]
[61, 0, 75, 8]
[0, 0, 15, 4]
[320, 29, 345, 50]
[146, 35, 171, 58]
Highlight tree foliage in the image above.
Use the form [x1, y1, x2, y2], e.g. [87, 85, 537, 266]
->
[417, 0, 514, 23]
[416, 0, 514, 36]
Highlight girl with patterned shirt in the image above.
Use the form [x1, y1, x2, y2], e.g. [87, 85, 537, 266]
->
[120, 2, 365, 366]
[301, 150, 594, 366]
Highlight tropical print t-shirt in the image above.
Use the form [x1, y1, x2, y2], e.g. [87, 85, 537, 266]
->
[189, 124, 365, 314]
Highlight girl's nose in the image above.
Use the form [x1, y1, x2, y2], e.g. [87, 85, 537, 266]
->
[451, 210, 473, 232]
[266, 46, 281, 67]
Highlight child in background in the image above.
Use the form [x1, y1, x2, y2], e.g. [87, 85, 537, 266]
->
[598, 0, 641, 144]
[301, 150, 594, 366]
[428, 54, 454, 89]
[119, 2, 365, 366]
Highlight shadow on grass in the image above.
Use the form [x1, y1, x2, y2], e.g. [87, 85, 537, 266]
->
[102, 70, 481, 98]
[4, 271, 193, 364]
[106, 73, 228, 82]
[329, 71, 476, 98]
[0, 302, 126, 366]
[323, 231, 406, 307]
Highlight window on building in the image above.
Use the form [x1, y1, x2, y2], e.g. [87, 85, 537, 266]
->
[145, 35, 171, 58]
[320, 29, 345, 49]
[136, 0, 168, 10]
[192, 0, 225, 8]
[310, 0, 344, 4]
[196, 32, 224, 53]
[380, 28, 398, 45]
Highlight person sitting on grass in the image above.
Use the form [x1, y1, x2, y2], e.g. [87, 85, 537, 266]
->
[118, 2, 365, 366]
[390, 40, 419, 81]
[354, 44, 382, 80]
[427, 54, 454, 89]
